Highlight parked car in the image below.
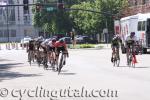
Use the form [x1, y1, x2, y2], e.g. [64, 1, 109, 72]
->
[75, 35, 86, 44]
[20, 36, 32, 47]
[75, 35, 98, 44]
[60, 37, 72, 44]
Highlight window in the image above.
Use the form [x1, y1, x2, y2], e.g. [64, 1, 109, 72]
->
[138, 21, 146, 31]
[0, 30, 3, 37]
[23, 0, 29, 11]
[24, 15, 30, 25]
[24, 29, 27, 36]
[9, 7, 16, 22]
[138, 21, 142, 31]
[147, 19, 150, 32]
[0, 8, 2, 15]
[142, 21, 146, 31]
[10, 29, 16, 37]
[3, 30, 8, 37]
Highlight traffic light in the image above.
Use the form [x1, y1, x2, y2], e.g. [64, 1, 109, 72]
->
[23, 0, 29, 10]
[57, 0, 64, 10]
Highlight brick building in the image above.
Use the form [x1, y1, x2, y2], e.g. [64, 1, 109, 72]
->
[122, 0, 150, 16]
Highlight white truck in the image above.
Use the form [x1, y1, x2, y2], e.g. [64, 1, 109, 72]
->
[114, 13, 150, 53]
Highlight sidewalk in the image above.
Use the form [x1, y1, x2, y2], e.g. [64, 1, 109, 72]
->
[68, 43, 111, 50]
[95, 43, 111, 49]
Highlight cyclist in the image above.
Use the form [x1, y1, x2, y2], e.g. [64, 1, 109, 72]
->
[55, 38, 69, 67]
[111, 33, 122, 62]
[47, 38, 57, 64]
[125, 32, 137, 65]
[27, 39, 35, 62]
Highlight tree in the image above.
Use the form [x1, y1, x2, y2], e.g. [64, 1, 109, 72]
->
[33, 0, 73, 37]
[69, 0, 128, 35]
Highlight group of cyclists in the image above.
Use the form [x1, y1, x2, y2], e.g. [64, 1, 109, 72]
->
[26, 31, 138, 70]
[111, 32, 138, 66]
[27, 36, 69, 72]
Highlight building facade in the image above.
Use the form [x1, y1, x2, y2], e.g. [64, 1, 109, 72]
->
[122, 0, 150, 16]
[0, 0, 38, 42]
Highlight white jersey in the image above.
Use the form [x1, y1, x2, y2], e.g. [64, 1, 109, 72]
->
[41, 39, 51, 47]
[48, 41, 53, 47]
[125, 35, 137, 42]
[48, 41, 55, 47]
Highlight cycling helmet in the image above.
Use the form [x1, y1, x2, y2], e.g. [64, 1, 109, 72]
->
[59, 38, 65, 43]
[130, 32, 135, 36]
[52, 38, 56, 42]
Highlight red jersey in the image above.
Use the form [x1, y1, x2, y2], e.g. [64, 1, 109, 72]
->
[54, 41, 67, 48]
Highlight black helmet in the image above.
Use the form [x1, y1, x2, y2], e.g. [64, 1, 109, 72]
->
[130, 32, 135, 36]
[52, 38, 56, 42]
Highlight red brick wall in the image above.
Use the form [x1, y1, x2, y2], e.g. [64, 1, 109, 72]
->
[122, 0, 150, 17]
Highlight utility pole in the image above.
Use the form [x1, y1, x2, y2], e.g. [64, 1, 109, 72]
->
[6, 5, 9, 42]
[105, 19, 108, 47]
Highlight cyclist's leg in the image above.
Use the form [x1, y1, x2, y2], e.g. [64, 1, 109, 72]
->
[126, 45, 130, 65]
[62, 47, 67, 65]
[48, 51, 52, 64]
[55, 47, 60, 70]
[111, 46, 115, 62]
[52, 47, 56, 61]
[116, 46, 120, 60]
[28, 50, 30, 62]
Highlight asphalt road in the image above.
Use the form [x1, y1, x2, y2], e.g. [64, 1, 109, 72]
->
[0, 47, 150, 100]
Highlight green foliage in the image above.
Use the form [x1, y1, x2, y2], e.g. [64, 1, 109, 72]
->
[79, 44, 95, 48]
[33, 0, 128, 37]
[33, 0, 73, 36]
[69, 0, 128, 35]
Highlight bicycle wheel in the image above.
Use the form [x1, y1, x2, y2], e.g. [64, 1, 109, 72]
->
[113, 57, 117, 66]
[131, 57, 135, 68]
[28, 51, 32, 66]
[128, 55, 132, 67]
[58, 54, 63, 74]
[51, 58, 56, 71]
[116, 58, 120, 67]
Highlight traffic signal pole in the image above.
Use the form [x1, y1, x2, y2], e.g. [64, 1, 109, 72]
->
[0, 3, 115, 16]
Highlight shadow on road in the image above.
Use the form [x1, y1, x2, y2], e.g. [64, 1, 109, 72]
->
[59, 71, 76, 75]
[134, 66, 150, 68]
[0, 58, 12, 62]
[0, 63, 42, 82]
[118, 66, 150, 68]
[117, 66, 129, 67]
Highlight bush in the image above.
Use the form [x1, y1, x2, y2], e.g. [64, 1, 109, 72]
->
[79, 44, 95, 48]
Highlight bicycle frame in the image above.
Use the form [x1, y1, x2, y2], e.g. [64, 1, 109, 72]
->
[112, 47, 120, 67]
[127, 45, 135, 67]
[28, 50, 34, 66]
[58, 51, 66, 74]
[48, 50, 56, 70]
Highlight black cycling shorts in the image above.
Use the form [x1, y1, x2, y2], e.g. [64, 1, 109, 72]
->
[56, 46, 65, 56]
[48, 46, 55, 52]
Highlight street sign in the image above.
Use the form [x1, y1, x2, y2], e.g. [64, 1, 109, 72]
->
[46, 7, 56, 11]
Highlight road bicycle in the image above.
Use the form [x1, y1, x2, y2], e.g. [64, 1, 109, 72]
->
[49, 50, 56, 71]
[28, 50, 34, 66]
[36, 48, 48, 69]
[112, 47, 120, 67]
[58, 51, 67, 74]
[127, 45, 136, 67]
